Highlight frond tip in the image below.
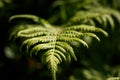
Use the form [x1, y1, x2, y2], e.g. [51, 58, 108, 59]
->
[9, 14, 39, 23]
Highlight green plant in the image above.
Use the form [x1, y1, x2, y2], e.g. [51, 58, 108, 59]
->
[67, 7, 120, 30]
[9, 14, 108, 80]
[49, 0, 120, 31]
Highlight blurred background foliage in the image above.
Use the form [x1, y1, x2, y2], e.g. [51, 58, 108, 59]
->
[0, 0, 120, 80]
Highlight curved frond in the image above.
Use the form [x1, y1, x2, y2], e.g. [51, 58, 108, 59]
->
[42, 49, 59, 80]
[17, 27, 48, 37]
[21, 36, 56, 52]
[10, 16, 108, 80]
[9, 14, 39, 23]
[83, 33, 100, 41]
[65, 25, 108, 36]
[30, 43, 55, 56]
[56, 42, 77, 61]
[60, 30, 100, 41]
[58, 37, 88, 48]
[67, 7, 120, 30]
[100, 14, 114, 29]
[111, 10, 120, 23]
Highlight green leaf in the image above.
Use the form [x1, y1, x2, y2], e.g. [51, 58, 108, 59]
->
[9, 14, 39, 23]
[17, 27, 48, 37]
[56, 42, 77, 61]
[30, 43, 54, 56]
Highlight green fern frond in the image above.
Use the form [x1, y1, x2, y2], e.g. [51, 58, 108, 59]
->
[65, 25, 108, 36]
[9, 14, 39, 23]
[58, 37, 88, 48]
[101, 14, 114, 29]
[20, 36, 56, 53]
[72, 11, 100, 20]
[92, 7, 120, 29]
[10, 15, 108, 80]
[111, 10, 120, 23]
[17, 26, 48, 37]
[67, 7, 120, 30]
[9, 14, 54, 30]
[30, 43, 55, 56]
[66, 11, 100, 26]
[59, 31, 100, 41]
[56, 41, 77, 61]
[42, 49, 59, 80]
[83, 33, 100, 41]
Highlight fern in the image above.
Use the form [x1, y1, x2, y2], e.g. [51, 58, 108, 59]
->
[9, 14, 39, 23]
[9, 14, 108, 80]
[67, 7, 120, 30]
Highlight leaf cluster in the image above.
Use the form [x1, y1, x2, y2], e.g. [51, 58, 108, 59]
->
[9, 14, 108, 80]
[67, 7, 120, 30]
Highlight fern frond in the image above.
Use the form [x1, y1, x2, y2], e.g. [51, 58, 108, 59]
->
[101, 14, 114, 29]
[10, 15, 108, 80]
[9, 14, 54, 30]
[67, 7, 120, 30]
[65, 25, 108, 36]
[20, 36, 56, 53]
[54, 46, 67, 61]
[42, 49, 59, 80]
[111, 10, 120, 23]
[72, 11, 100, 20]
[17, 27, 48, 37]
[58, 37, 88, 48]
[83, 33, 100, 41]
[66, 11, 100, 26]
[56, 41, 77, 61]
[92, 7, 120, 28]
[9, 24, 30, 42]
[67, 11, 98, 24]
[47, 55, 58, 80]
[30, 43, 55, 56]
[9, 14, 39, 23]
[60, 30, 100, 41]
